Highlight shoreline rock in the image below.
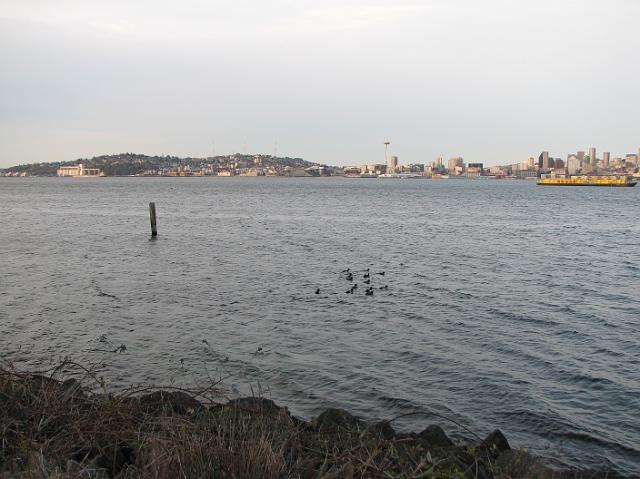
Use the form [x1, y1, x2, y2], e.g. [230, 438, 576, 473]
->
[0, 369, 625, 478]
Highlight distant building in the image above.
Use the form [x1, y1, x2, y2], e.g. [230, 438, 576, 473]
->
[516, 170, 538, 179]
[406, 163, 425, 173]
[577, 151, 585, 162]
[430, 157, 445, 172]
[589, 146, 596, 166]
[602, 151, 610, 168]
[365, 163, 386, 174]
[467, 163, 484, 172]
[57, 164, 102, 177]
[448, 157, 464, 175]
[538, 151, 550, 172]
[567, 155, 581, 175]
[387, 155, 398, 174]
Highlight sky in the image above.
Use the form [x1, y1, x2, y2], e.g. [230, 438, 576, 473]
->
[1, 0, 639, 168]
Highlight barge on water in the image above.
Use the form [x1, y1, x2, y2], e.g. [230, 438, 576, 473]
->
[537, 174, 637, 187]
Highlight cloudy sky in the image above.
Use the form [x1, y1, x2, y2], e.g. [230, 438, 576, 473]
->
[1, 0, 638, 167]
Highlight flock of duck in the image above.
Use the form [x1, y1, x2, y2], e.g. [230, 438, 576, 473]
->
[315, 268, 387, 296]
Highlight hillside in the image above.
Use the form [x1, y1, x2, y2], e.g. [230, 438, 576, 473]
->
[0, 153, 331, 177]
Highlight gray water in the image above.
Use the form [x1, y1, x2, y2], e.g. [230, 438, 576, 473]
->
[1, 177, 639, 476]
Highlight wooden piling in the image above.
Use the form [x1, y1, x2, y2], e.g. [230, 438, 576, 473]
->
[149, 202, 157, 237]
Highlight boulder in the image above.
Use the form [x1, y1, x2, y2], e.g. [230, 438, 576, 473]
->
[480, 429, 510, 456]
[227, 397, 284, 415]
[418, 425, 454, 447]
[368, 420, 396, 439]
[139, 390, 201, 414]
[315, 408, 362, 431]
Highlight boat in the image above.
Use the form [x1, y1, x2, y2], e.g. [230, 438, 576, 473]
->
[537, 175, 637, 187]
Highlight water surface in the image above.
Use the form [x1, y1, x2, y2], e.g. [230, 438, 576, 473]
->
[1, 177, 639, 476]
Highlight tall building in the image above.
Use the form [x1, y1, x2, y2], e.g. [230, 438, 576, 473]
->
[637, 147, 640, 166]
[388, 156, 398, 173]
[602, 151, 610, 169]
[567, 155, 580, 175]
[577, 151, 585, 162]
[589, 147, 596, 166]
[538, 151, 550, 171]
[448, 157, 464, 175]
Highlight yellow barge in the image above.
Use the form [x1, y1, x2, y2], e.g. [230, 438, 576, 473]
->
[537, 175, 637, 187]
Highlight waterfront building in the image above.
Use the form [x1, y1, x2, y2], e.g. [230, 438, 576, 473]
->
[448, 157, 464, 175]
[602, 151, 610, 168]
[625, 154, 637, 167]
[538, 151, 550, 172]
[589, 147, 596, 166]
[366, 163, 386, 174]
[527, 157, 535, 169]
[516, 170, 538, 179]
[57, 164, 102, 177]
[430, 157, 445, 173]
[577, 151, 585, 162]
[567, 155, 581, 175]
[388, 156, 399, 173]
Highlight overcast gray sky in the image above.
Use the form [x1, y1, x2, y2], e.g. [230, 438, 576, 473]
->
[1, 0, 639, 167]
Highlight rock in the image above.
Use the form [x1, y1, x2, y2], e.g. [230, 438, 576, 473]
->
[62, 378, 85, 398]
[139, 390, 201, 414]
[315, 408, 362, 431]
[368, 420, 396, 439]
[92, 443, 134, 477]
[227, 397, 284, 415]
[480, 429, 510, 456]
[418, 425, 454, 447]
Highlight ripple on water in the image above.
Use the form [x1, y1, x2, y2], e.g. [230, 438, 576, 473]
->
[1, 177, 639, 476]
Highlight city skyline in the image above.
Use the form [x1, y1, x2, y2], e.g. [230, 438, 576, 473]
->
[1, 0, 639, 168]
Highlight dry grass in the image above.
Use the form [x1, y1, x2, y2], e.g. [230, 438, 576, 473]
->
[0, 361, 618, 479]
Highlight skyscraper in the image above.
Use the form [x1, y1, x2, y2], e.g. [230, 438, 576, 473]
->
[389, 156, 398, 173]
[538, 151, 550, 171]
[602, 151, 610, 168]
[589, 147, 596, 166]
[448, 157, 463, 175]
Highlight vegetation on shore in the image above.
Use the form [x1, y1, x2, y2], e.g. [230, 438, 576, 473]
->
[0, 153, 326, 177]
[0, 361, 617, 479]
